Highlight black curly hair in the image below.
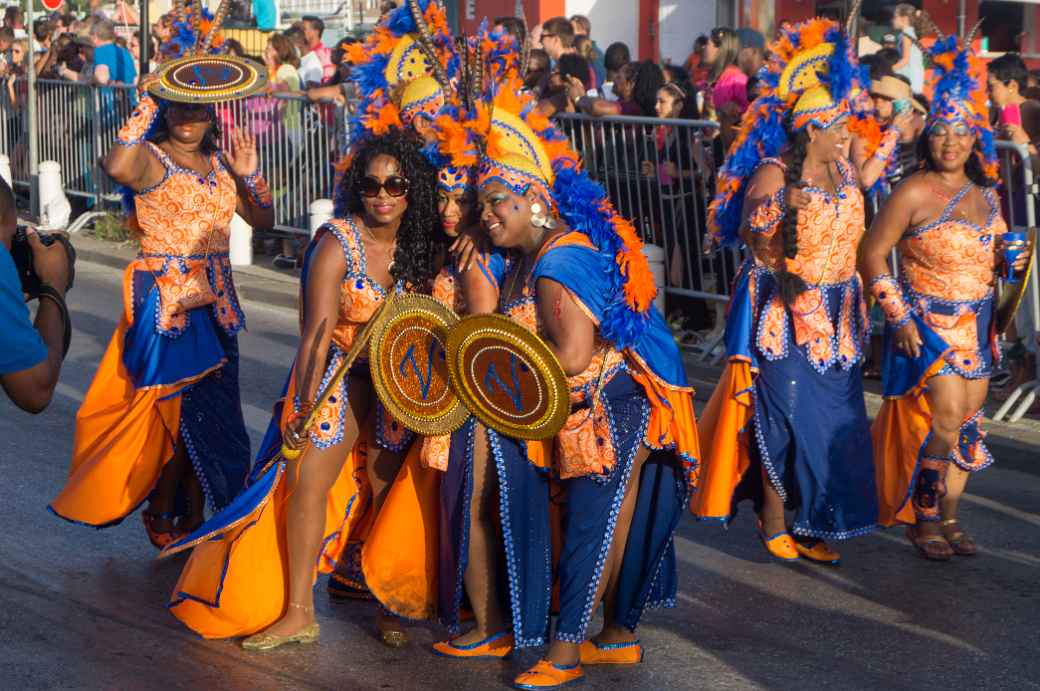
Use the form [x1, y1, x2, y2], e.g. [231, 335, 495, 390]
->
[148, 102, 223, 155]
[630, 59, 665, 117]
[777, 128, 810, 305]
[336, 129, 444, 291]
[915, 130, 998, 188]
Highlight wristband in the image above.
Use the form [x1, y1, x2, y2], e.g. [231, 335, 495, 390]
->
[242, 171, 273, 209]
[37, 283, 71, 358]
[116, 94, 160, 147]
[869, 273, 912, 328]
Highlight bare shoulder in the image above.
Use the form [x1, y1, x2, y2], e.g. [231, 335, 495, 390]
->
[747, 161, 785, 196]
[889, 171, 933, 205]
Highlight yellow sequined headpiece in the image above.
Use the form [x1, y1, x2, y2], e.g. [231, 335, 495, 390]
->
[778, 43, 848, 131]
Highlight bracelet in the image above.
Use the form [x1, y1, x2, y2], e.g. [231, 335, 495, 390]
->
[747, 189, 787, 236]
[116, 94, 160, 146]
[869, 273, 912, 328]
[872, 129, 899, 162]
[37, 283, 71, 358]
[242, 171, 273, 209]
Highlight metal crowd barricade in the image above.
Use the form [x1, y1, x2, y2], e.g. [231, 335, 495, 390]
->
[0, 79, 344, 238]
[218, 93, 346, 236]
[553, 112, 734, 361]
[993, 140, 1040, 422]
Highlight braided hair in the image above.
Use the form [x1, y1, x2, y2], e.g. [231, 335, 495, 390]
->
[777, 128, 810, 305]
[337, 129, 445, 291]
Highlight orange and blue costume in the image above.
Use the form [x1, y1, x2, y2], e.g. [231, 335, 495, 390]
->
[161, 217, 441, 636]
[437, 66, 699, 660]
[870, 36, 1004, 526]
[50, 121, 251, 530]
[692, 20, 878, 541]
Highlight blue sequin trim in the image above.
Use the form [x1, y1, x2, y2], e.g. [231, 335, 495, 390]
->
[554, 396, 649, 644]
[488, 428, 547, 649]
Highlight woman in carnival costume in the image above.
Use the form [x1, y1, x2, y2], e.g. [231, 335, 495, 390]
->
[433, 68, 699, 689]
[691, 19, 878, 564]
[861, 34, 1029, 560]
[159, 0, 471, 650]
[49, 6, 273, 548]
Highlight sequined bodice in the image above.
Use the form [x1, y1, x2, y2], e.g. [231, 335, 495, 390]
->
[899, 184, 1007, 302]
[753, 158, 865, 285]
[322, 217, 391, 350]
[135, 143, 237, 257]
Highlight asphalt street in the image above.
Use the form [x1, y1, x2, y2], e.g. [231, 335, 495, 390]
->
[1, 257, 1038, 691]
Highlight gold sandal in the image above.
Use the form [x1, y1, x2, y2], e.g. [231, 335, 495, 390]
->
[940, 518, 977, 556]
[241, 603, 320, 651]
[906, 525, 953, 561]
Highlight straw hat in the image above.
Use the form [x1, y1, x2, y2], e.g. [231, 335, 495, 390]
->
[869, 75, 926, 113]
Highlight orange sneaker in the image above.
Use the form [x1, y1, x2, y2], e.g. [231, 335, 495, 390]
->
[580, 639, 643, 665]
[514, 660, 585, 690]
[757, 520, 800, 561]
[794, 538, 841, 565]
[432, 631, 514, 659]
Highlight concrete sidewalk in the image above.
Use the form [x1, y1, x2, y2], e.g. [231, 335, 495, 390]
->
[69, 231, 1040, 473]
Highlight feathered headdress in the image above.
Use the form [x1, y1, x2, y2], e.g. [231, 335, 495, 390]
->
[925, 33, 999, 182]
[708, 18, 856, 248]
[159, 0, 228, 61]
[462, 70, 657, 347]
[345, 0, 455, 144]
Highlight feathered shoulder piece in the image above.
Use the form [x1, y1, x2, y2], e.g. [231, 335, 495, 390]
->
[708, 18, 854, 247]
[464, 71, 657, 347]
[926, 33, 999, 182]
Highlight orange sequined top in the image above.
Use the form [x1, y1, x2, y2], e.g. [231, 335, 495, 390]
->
[130, 143, 243, 336]
[746, 157, 864, 285]
[317, 217, 393, 352]
[744, 157, 868, 373]
[899, 183, 1007, 303]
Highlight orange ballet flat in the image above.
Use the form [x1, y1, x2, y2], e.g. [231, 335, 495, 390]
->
[514, 660, 584, 690]
[580, 639, 643, 665]
[757, 520, 800, 561]
[794, 538, 841, 565]
[432, 631, 514, 659]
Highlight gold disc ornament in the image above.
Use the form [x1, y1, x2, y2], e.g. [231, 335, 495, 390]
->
[369, 294, 469, 435]
[149, 54, 268, 104]
[445, 314, 569, 441]
[996, 227, 1037, 334]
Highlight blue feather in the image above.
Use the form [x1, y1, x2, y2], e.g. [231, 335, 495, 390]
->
[551, 165, 650, 349]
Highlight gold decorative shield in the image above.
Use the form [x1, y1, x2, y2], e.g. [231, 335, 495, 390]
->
[149, 55, 268, 104]
[369, 294, 469, 435]
[996, 227, 1037, 334]
[445, 314, 569, 441]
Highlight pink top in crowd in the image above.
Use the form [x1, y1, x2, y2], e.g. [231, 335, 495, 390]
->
[712, 64, 749, 115]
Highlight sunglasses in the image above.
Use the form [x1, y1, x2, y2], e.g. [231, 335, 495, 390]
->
[928, 123, 972, 139]
[358, 175, 410, 198]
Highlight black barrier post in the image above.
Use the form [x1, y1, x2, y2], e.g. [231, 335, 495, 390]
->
[140, 0, 150, 76]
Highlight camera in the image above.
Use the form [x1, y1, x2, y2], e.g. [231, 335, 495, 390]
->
[9, 225, 76, 299]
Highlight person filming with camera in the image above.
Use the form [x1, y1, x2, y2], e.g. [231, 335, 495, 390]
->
[0, 177, 73, 413]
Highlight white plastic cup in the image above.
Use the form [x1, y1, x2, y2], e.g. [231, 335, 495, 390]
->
[310, 199, 335, 238]
[229, 213, 253, 266]
[0, 154, 11, 188]
[642, 244, 667, 314]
